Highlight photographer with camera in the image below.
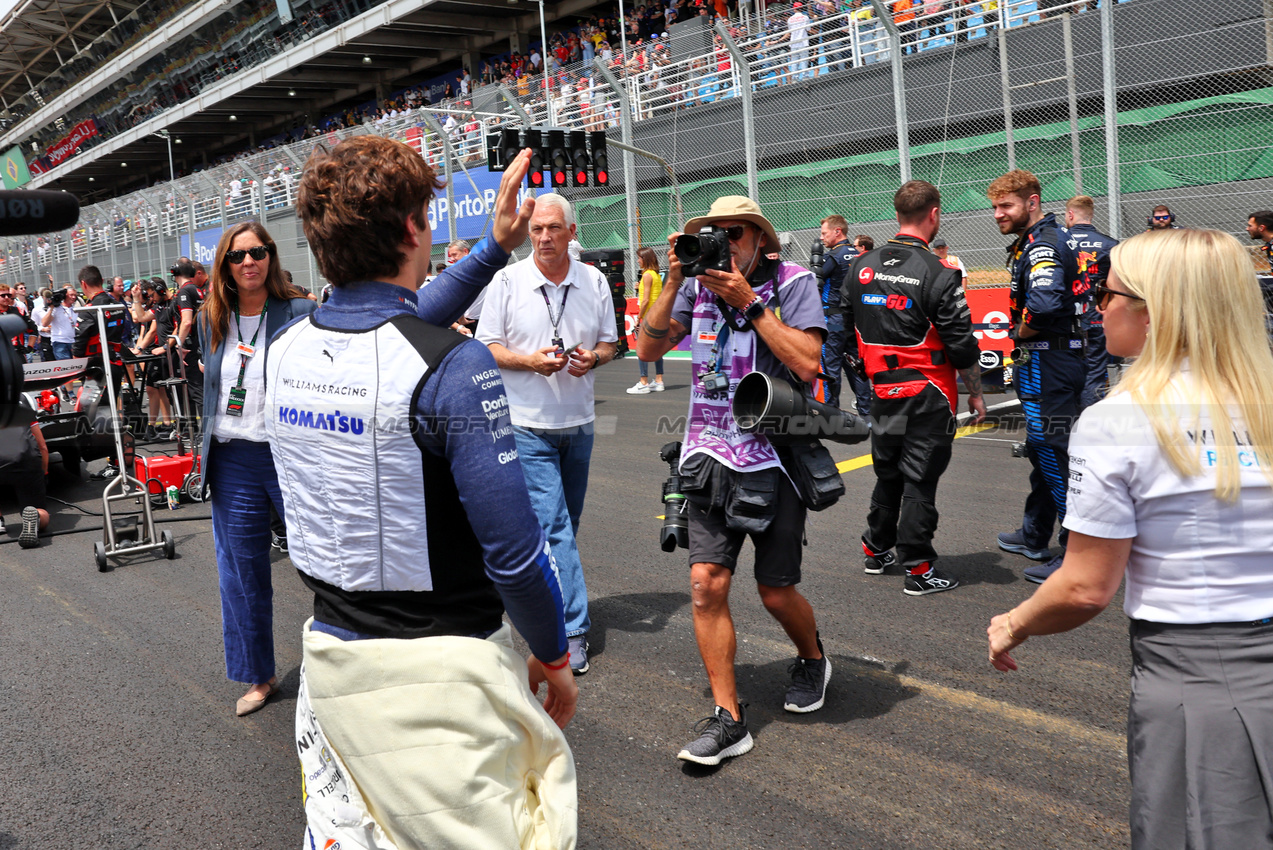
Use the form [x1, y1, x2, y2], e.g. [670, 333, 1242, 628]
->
[636, 196, 831, 765]
[843, 181, 985, 597]
[39, 283, 78, 361]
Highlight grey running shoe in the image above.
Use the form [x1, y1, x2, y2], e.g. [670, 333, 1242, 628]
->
[18, 507, 39, 549]
[904, 565, 960, 596]
[784, 636, 831, 713]
[1024, 552, 1065, 584]
[568, 634, 590, 675]
[677, 705, 754, 765]
[997, 529, 1052, 561]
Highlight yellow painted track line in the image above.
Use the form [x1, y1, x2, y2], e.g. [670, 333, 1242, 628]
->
[836, 421, 999, 474]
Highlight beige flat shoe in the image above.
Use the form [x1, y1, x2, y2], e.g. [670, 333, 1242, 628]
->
[235, 680, 279, 717]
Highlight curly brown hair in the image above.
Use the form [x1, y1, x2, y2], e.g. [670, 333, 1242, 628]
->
[203, 221, 304, 353]
[297, 136, 444, 286]
[987, 169, 1042, 203]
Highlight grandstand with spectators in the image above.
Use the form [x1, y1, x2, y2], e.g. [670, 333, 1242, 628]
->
[2, 0, 1271, 291]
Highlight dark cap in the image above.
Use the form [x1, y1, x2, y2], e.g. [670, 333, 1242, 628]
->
[931, 237, 948, 248]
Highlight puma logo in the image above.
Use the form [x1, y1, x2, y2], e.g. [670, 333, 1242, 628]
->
[322, 350, 334, 363]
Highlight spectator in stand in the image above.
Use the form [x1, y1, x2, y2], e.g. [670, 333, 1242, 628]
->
[628, 247, 666, 394]
[988, 228, 1273, 850]
[894, 0, 918, 54]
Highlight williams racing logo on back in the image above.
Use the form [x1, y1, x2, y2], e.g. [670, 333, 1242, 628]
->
[278, 406, 366, 435]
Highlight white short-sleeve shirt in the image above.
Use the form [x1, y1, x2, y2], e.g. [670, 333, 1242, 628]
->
[476, 255, 618, 429]
[1064, 378, 1273, 624]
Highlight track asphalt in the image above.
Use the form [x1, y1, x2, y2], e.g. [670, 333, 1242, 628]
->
[1, 358, 1131, 848]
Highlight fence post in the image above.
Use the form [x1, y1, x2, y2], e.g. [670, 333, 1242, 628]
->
[1100, 0, 1122, 239]
[1061, 12, 1083, 195]
[596, 58, 641, 281]
[421, 113, 456, 245]
[998, 26, 1016, 172]
[869, 0, 911, 183]
[716, 21, 759, 203]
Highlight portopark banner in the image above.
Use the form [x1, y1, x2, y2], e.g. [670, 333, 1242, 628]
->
[1, 145, 32, 189]
[423, 164, 535, 243]
[46, 119, 99, 167]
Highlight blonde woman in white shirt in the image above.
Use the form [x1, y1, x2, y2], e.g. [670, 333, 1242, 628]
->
[988, 228, 1273, 849]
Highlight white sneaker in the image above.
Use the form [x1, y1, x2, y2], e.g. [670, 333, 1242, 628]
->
[626, 381, 653, 394]
[651, 382, 666, 392]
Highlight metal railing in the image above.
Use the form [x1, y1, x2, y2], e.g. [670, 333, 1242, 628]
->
[5, 0, 1269, 292]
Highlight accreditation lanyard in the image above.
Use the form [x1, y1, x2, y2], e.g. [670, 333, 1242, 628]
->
[539, 284, 571, 351]
[224, 298, 267, 418]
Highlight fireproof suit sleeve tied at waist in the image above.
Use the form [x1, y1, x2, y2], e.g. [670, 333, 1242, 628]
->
[416, 340, 569, 664]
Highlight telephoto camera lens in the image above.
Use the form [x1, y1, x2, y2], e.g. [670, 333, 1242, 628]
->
[659, 441, 689, 551]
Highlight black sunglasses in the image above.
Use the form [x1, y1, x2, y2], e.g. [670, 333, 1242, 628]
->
[226, 245, 273, 264]
[1092, 283, 1144, 310]
[717, 224, 749, 242]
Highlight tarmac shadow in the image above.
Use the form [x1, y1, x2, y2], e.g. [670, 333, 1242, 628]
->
[681, 656, 919, 776]
[945, 550, 1018, 587]
[587, 591, 691, 658]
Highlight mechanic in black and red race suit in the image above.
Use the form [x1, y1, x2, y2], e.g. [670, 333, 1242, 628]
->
[841, 180, 986, 597]
[1063, 194, 1119, 411]
[71, 264, 124, 398]
[988, 170, 1083, 586]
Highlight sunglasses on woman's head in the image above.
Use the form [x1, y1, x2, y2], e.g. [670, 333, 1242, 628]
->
[226, 245, 272, 264]
[1092, 283, 1144, 310]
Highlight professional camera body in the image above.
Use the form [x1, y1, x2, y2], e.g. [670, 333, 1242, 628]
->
[51, 289, 67, 305]
[659, 441, 689, 551]
[674, 226, 732, 278]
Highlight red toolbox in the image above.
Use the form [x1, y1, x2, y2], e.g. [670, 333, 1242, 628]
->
[135, 454, 198, 499]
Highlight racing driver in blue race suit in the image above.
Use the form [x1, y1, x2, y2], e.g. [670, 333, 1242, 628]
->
[989, 170, 1083, 585]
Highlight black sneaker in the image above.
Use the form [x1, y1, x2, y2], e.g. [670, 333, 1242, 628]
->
[271, 533, 289, 554]
[784, 636, 831, 713]
[143, 424, 157, 442]
[568, 635, 589, 675]
[18, 507, 39, 549]
[677, 705, 754, 765]
[904, 564, 960, 596]
[863, 543, 896, 575]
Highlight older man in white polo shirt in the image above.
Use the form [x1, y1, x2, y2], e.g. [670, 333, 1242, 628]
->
[478, 194, 618, 675]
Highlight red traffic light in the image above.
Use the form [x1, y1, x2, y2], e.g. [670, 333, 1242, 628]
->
[552, 168, 567, 187]
[530, 170, 545, 188]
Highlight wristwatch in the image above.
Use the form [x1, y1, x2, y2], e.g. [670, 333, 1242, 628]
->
[743, 295, 766, 323]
